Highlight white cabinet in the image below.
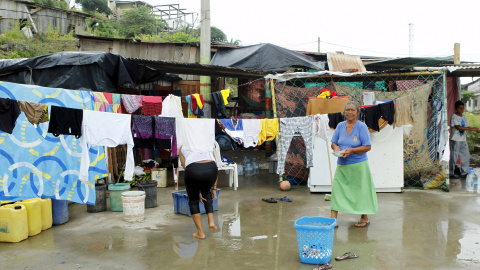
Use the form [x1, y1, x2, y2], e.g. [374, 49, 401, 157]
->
[309, 124, 404, 193]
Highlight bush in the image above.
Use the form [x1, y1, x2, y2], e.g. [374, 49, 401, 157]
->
[465, 112, 480, 153]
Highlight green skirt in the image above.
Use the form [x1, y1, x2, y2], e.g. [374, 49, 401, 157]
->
[330, 160, 378, 214]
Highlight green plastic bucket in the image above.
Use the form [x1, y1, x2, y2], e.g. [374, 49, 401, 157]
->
[108, 183, 131, 212]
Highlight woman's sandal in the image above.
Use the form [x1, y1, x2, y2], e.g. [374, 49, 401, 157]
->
[262, 198, 277, 203]
[335, 252, 359, 261]
[276, 196, 292, 202]
[355, 221, 370, 228]
[313, 263, 332, 270]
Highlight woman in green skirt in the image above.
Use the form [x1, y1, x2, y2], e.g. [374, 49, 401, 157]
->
[330, 101, 378, 227]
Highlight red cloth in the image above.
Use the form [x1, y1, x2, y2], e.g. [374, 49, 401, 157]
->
[142, 96, 162, 116]
[191, 95, 197, 115]
[447, 77, 460, 128]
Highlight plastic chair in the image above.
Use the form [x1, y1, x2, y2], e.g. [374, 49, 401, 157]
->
[213, 141, 238, 190]
[174, 141, 238, 190]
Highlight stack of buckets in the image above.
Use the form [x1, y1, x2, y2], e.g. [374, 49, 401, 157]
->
[0, 198, 69, 243]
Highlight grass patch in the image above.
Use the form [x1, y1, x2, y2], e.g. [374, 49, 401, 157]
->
[1, 21, 77, 59]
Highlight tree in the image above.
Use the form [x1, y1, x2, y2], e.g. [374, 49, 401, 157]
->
[211, 26, 226, 43]
[462, 91, 475, 103]
[118, 6, 164, 38]
[75, 0, 111, 15]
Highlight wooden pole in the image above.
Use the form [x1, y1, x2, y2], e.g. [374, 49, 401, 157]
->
[454, 43, 460, 65]
[270, 79, 283, 183]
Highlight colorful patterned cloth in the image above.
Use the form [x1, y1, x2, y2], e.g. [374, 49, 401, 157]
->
[121, 94, 142, 113]
[0, 82, 107, 205]
[93, 92, 122, 113]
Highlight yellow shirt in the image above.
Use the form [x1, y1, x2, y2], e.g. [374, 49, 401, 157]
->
[258, 119, 279, 145]
[220, 89, 230, 105]
[192, 94, 203, 109]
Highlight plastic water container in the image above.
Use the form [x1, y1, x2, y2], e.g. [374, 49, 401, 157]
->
[109, 183, 131, 212]
[237, 165, 244, 175]
[39, 199, 52, 231]
[121, 191, 146, 222]
[466, 167, 476, 192]
[14, 199, 42, 236]
[136, 180, 157, 208]
[252, 158, 259, 175]
[52, 199, 69, 225]
[172, 189, 220, 216]
[87, 180, 107, 213]
[294, 216, 336, 265]
[0, 204, 28, 243]
[245, 159, 253, 177]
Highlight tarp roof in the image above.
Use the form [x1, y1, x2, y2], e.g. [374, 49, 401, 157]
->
[210, 43, 325, 72]
[0, 52, 178, 92]
[365, 56, 455, 71]
[129, 58, 268, 78]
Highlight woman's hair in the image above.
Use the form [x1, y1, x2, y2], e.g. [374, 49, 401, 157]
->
[344, 101, 360, 119]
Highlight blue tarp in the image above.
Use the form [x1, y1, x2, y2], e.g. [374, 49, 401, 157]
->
[0, 81, 108, 204]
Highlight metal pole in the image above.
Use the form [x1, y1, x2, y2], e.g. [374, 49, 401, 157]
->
[200, 0, 212, 117]
[318, 37, 320, 53]
[409, 23, 414, 57]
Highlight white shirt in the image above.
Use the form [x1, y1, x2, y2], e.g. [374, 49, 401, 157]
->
[180, 118, 215, 153]
[242, 119, 261, 148]
[79, 110, 134, 181]
[313, 114, 329, 141]
[161, 95, 183, 118]
[181, 147, 215, 167]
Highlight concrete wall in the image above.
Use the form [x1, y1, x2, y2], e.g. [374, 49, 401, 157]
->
[463, 79, 480, 112]
[78, 37, 201, 80]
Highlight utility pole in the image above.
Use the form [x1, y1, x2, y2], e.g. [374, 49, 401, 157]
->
[454, 43, 460, 65]
[409, 23, 414, 57]
[318, 37, 320, 53]
[200, 0, 211, 117]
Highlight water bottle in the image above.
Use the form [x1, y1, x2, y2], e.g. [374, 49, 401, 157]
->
[466, 167, 476, 192]
[252, 158, 259, 175]
[245, 159, 253, 177]
[237, 164, 244, 175]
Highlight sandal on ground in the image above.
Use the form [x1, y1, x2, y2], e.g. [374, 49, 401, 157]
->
[335, 252, 359, 261]
[355, 221, 370, 228]
[262, 198, 277, 203]
[276, 196, 292, 202]
[313, 263, 332, 270]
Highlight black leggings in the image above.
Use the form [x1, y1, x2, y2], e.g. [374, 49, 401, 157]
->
[184, 161, 218, 215]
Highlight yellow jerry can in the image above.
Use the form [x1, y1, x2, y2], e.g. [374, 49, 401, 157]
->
[0, 204, 28, 242]
[15, 199, 42, 236]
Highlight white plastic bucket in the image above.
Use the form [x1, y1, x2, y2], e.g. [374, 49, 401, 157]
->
[121, 191, 145, 222]
[152, 168, 167, 188]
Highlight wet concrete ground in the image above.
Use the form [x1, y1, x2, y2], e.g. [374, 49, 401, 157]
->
[2, 157, 480, 269]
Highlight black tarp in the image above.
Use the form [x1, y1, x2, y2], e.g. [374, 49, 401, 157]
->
[0, 52, 181, 92]
[210, 43, 325, 72]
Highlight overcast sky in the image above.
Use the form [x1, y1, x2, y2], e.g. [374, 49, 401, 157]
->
[148, 0, 480, 82]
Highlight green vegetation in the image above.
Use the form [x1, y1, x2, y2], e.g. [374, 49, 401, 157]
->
[465, 112, 480, 153]
[0, 21, 77, 59]
[118, 6, 163, 38]
[461, 91, 475, 103]
[32, 0, 69, 10]
[75, 0, 111, 15]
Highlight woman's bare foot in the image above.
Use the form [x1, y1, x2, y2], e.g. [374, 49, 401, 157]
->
[192, 232, 206, 239]
[209, 225, 217, 231]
